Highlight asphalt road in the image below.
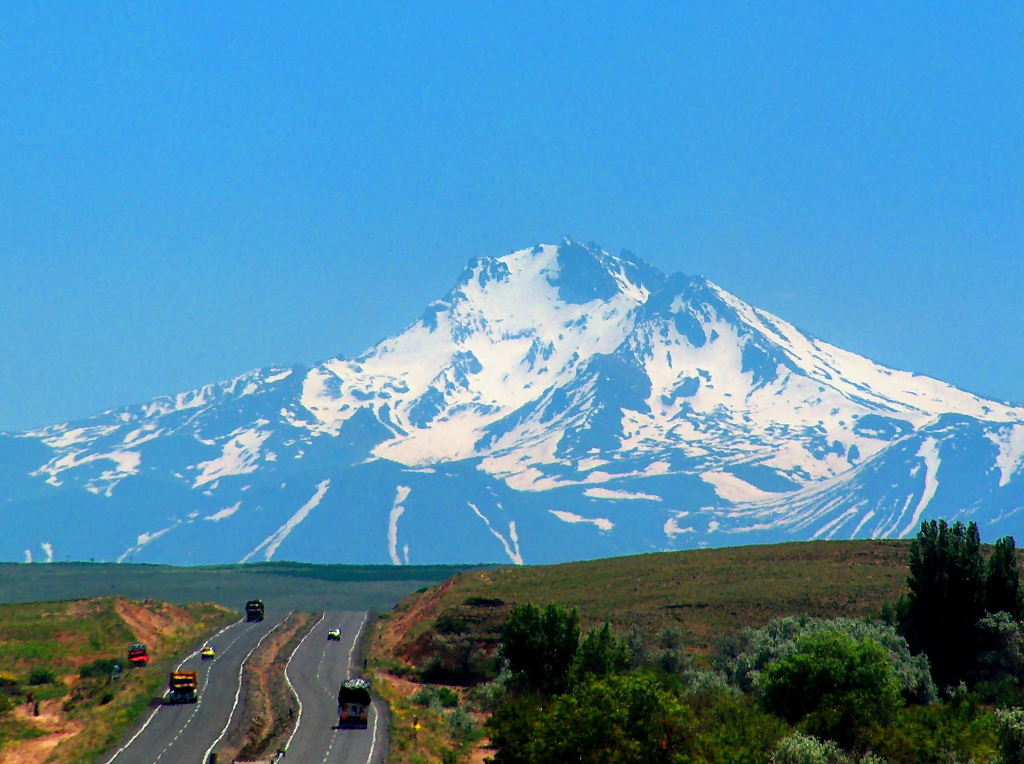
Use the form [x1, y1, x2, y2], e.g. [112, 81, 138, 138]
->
[280, 611, 387, 764]
[100, 611, 287, 764]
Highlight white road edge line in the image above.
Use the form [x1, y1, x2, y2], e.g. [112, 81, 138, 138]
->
[345, 612, 379, 764]
[347, 612, 368, 680]
[282, 611, 327, 754]
[201, 613, 293, 764]
[101, 618, 243, 764]
[367, 702, 380, 764]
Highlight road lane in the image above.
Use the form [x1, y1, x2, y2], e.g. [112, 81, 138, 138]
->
[101, 610, 287, 764]
[282, 610, 387, 764]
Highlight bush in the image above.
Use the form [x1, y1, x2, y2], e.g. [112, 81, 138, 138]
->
[683, 687, 790, 763]
[446, 705, 478, 744]
[771, 733, 845, 764]
[411, 685, 460, 709]
[867, 700, 998, 763]
[759, 631, 901, 749]
[519, 673, 696, 764]
[717, 615, 935, 704]
[27, 668, 56, 686]
[998, 708, 1024, 764]
[79, 658, 120, 680]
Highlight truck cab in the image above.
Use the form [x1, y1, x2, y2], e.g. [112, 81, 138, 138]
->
[245, 599, 265, 622]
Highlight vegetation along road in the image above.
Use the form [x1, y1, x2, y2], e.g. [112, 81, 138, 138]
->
[100, 610, 287, 764]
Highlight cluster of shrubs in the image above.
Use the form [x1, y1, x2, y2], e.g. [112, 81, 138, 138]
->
[462, 519, 1024, 763]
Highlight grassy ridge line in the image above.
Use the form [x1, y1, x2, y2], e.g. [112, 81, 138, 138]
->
[395, 540, 912, 655]
[0, 562, 486, 612]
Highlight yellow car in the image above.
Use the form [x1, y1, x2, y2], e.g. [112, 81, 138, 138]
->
[200, 646, 216, 661]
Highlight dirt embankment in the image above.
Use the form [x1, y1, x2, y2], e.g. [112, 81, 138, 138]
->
[115, 598, 197, 649]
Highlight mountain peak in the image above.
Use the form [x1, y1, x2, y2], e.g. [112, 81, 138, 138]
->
[5, 239, 1024, 566]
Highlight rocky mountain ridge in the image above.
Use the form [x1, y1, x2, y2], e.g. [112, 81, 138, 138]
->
[5, 240, 1024, 564]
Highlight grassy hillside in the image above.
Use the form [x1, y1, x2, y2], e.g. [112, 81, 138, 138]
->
[0, 596, 233, 764]
[369, 540, 918, 763]
[387, 540, 911, 660]
[0, 561, 485, 613]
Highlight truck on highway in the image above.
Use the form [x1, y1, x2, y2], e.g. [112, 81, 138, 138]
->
[245, 599, 265, 622]
[127, 643, 149, 667]
[337, 678, 371, 729]
[167, 671, 198, 703]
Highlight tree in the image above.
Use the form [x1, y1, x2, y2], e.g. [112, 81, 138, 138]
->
[904, 519, 986, 687]
[759, 630, 902, 749]
[716, 615, 934, 703]
[573, 622, 628, 683]
[522, 673, 695, 764]
[500, 603, 579, 694]
[985, 536, 1023, 620]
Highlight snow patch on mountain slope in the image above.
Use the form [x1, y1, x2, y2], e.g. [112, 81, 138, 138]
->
[193, 427, 271, 487]
[241, 479, 330, 562]
[701, 471, 780, 502]
[987, 424, 1024, 487]
[584, 487, 662, 501]
[549, 509, 614, 532]
[205, 502, 241, 522]
[33, 449, 142, 490]
[388, 486, 412, 564]
[664, 513, 696, 537]
[118, 522, 179, 562]
[900, 438, 941, 537]
[468, 503, 524, 564]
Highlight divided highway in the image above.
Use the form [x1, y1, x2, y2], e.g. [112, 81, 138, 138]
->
[281, 611, 387, 764]
[101, 612, 286, 764]
[101, 609, 385, 764]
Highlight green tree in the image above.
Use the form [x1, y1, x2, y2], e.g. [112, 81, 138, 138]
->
[716, 615, 934, 703]
[573, 622, 628, 683]
[759, 630, 902, 749]
[522, 673, 695, 764]
[986, 535, 1023, 620]
[500, 603, 579, 694]
[905, 519, 985, 687]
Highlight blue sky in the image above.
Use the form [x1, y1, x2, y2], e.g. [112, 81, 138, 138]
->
[1, 2, 1021, 432]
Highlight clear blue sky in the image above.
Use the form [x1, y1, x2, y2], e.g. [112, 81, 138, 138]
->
[2, 2, 1021, 433]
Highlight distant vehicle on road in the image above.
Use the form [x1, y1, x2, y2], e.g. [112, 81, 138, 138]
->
[200, 645, 216, 660]
[167, 671, 198, 703]
[337, 678, 371, 729]
[245, 599, 265, 622]
[127, 643, 149, 667]
[327, 628, 342, 641]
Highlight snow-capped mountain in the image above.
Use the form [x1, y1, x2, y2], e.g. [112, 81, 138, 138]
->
[5, 240, 1024, 565]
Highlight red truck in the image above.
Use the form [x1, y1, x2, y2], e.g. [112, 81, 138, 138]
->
[127, 643, 149, 667]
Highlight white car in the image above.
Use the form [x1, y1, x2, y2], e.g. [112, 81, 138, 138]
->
[327, 628, 342, 641]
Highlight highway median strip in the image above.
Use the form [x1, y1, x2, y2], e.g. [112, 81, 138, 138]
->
[210, 611, 316, 763]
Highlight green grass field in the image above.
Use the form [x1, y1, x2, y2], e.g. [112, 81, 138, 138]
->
[0, 560, 487, 613]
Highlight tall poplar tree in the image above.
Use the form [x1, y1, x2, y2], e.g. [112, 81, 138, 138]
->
[905, 519, 985, 687]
